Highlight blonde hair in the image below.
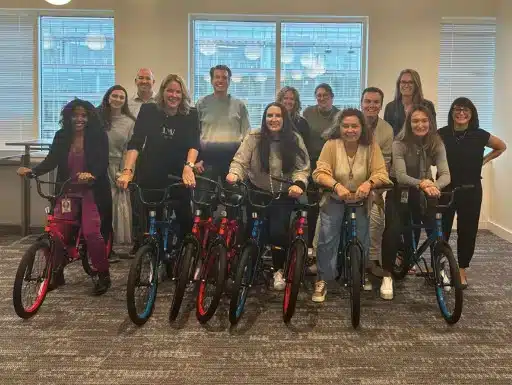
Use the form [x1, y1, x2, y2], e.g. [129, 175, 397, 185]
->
[394, 69, 425, 105]
[276, 86, 302, 119]
[155, 74, 192, 115]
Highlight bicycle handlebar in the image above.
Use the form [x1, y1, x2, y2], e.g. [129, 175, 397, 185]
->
[437, 184, 474, 208]
[26, 173, 75, 202]
[129, 178, 185, 207]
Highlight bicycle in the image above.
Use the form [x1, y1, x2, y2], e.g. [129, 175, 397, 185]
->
[169, 175, 220, 322]
[125, 178, 184, 325]
[390, 185, 473, 324]
[12, 174, 112, 319]
[229, 178, 316, 325]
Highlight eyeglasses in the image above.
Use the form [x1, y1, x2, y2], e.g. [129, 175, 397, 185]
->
[453, 107, 470, 114]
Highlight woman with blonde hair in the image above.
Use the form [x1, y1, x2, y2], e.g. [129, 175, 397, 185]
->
[384, 69, 436, 137]
[117, 74, 200, 248]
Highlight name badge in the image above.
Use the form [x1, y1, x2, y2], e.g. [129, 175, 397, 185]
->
[400, 190, 409, 204]
[61, 198, 72, 213]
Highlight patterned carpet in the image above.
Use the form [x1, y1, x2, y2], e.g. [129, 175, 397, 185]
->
[1, 230, 511, 385]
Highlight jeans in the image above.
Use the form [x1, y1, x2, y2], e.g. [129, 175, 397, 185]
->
[316, 197, 369, 282]
[369, 191, 385, 264]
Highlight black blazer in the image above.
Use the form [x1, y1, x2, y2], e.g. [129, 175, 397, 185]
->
[32, 127, 112, 240]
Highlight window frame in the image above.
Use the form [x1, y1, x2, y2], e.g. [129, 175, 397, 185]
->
[188, 14, 368, 104]
[36, 9, 114, 141]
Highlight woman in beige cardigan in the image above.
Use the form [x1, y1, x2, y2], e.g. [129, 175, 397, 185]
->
[311, 108, 391, 303]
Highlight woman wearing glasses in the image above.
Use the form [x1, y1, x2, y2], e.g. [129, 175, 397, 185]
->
[384, 69, 436, 137]
[438, 97, 506, 288]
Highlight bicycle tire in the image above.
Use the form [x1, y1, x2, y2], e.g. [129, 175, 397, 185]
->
[126, 244, 158, 326]
[283, 241, 306, 323]
[196, 242, 227, 324]
[169, 240, 196, 321]
[13, 241, 52, 319]
[434, 242, 463, 324]
[347, 243, 362, 328]
[229, 243, 258, 325]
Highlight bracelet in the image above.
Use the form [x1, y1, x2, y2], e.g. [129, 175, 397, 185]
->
[184, 161, 195, 169]
[121, 168, 133, 174]
[332, 182, 340, 191]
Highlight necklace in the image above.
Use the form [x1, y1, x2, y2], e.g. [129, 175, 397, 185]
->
[345, 144, 359, 180]
[453, 128, 468, 144]
[317, 106, 334, 121]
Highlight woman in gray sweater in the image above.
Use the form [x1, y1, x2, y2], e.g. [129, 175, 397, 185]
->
[381, 104, 450, 300]
[226, 102, 310, 290]
[98, 85, 136, 247]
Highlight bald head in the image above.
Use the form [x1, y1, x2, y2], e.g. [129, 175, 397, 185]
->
[135, 68, 155, 97]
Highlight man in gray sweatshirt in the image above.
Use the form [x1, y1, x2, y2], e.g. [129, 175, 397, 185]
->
[361, 87, 394, 290]
[196, 65, 251, 182]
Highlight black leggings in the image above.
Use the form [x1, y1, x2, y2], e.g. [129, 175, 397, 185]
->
[442, 182, 482, 268]
[382, 186, 434, 272]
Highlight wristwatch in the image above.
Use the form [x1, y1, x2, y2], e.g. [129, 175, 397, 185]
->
[184, 161, 195, 169]
[121, 168, 133, 174]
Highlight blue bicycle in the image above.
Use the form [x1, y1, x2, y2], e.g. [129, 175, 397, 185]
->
[126, 179, 184, 326]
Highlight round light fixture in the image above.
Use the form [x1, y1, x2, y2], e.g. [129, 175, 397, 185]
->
[199, 41, 217, 56]
[45, 0, 72, 5]
[244, 45, 261, 61]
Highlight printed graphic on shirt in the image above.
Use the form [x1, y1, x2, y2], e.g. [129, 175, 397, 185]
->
[161, 124, 175, 140]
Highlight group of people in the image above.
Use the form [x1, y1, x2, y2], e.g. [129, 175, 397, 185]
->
[17, 65, 506, 302]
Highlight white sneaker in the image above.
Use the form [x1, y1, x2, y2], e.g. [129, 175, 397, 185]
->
[312, 280, 327, 302]
[363, 278, 372, 291]
[440, 270, 451, 292]
[273, 269, 285, 291]
[380, 276, 393, 300]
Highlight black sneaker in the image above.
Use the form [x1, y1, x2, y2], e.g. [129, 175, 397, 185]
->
[48, 269, 65, 292]
[92, 271, 111, 296]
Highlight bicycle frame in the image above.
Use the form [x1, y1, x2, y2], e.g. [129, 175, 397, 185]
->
[338, 203, 366, 285]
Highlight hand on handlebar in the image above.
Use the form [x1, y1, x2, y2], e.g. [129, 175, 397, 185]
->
[182, 166, 196, 188]
[288, 185, 303, 198]
[334, 183, 351, 200]
[423, 185, 441, 198]
[194, 160, 205, 174]
[77, 172, 95, 184]
[419, 179, 435, 190]
[355, 181, 372, 199]
[116, 172, 133, 190]
[17, 167, 32, 177]
[226, 173, 238, 184]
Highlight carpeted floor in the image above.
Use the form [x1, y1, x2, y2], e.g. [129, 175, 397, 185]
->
[0, 230, 511, 384]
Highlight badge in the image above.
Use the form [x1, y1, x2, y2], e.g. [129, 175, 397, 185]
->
[61, 198, 72, 213]
[400, 189, 409, 204]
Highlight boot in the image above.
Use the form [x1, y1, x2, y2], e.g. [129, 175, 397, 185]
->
[48, 268, 65, 292]
[92, 271, 111, 295]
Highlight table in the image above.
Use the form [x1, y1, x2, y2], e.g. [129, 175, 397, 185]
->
[5, 140, 52, 236]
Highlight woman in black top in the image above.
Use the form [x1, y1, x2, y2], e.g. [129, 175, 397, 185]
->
[117, 74, 200, 244]
[384, 69, 436, 137]
[438, 97, 506, 287]
[276, 86, 311, 149]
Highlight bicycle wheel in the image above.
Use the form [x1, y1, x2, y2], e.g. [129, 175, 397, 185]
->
[13, 241, 52, 319]
[283, 241, 306, 323]
[196, 242, 227, 323]
[434, 242, 463, 324]
[391, 237, 409, 281]
[229, 243, 258, 325]
[169, 240, 196, 321]
[347, 244, 362, 328]
[126, 244, 159, 326]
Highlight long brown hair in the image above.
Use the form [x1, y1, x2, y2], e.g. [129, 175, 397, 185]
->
[155, 74, 192, 115]
[276, 86, 302, 120]
[397, 104, 442, 152]
[328, 108, 372, 146]
[98, 85, 136, 130]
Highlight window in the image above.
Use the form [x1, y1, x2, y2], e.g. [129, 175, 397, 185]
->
[438, 21, 496, 131]
[191, 17, 366, 128]
[0, 11, 34, 151]
[39, 16, 115, 140]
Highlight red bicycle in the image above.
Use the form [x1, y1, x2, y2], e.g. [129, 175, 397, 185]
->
[169, 175, 220, 322]
[12, 174, 112, 319]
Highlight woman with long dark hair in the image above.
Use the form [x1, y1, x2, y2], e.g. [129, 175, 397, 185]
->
[438, 97, 506, 287]
[226, 102, 310, 290]
[311, 108, 390, 303]
[17, 99, 113, 295]
[98, 85, 136, 247]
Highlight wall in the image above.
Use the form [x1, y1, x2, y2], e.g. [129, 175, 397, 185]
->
[0, 0, 500, 229]
[489, 0, 512, 241]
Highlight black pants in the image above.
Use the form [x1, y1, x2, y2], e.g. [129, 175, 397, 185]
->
[246, 195, 295, 271]
[132, 187, 193, 246]
[382, 186, 434, 272]
[307, 159, 319, 248]
[441, 182, 482, 269]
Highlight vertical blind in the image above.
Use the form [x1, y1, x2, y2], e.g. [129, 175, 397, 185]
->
[438, 22, 496, 131]
[0, 11, 35, 151]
